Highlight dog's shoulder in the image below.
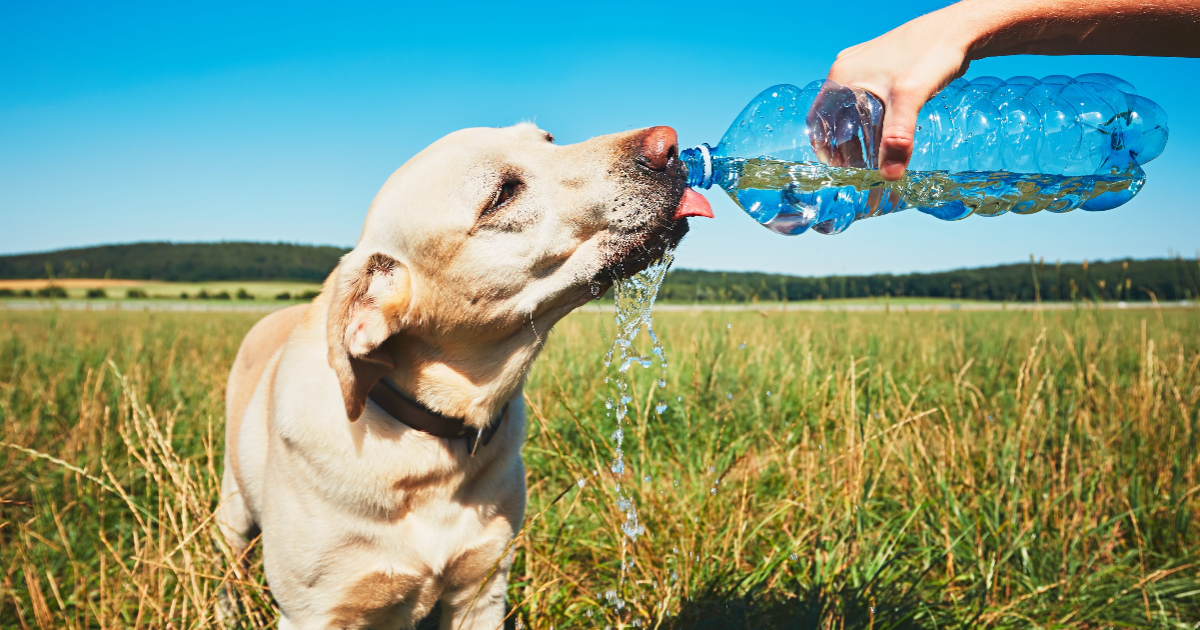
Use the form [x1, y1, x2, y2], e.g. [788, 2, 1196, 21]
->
[225, 304, 310, 466]
[228, 305, 310, 402]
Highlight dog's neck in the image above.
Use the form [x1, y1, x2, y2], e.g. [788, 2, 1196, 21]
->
[383, 320, 550, 429]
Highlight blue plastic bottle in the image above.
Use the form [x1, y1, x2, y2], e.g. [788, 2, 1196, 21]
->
[680, 74, 1169, 236]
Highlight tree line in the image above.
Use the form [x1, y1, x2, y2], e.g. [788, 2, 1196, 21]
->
[2, 242, 1197, 302]
[0, 242, 348, 283]
[658, 257, 1200, 303]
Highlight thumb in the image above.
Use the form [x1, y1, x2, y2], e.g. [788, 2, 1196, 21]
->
[876, 89, 923, 181]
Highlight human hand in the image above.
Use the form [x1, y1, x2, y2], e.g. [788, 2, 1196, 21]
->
[822, 5, 975, 180]
[813, 0, 1200, 180]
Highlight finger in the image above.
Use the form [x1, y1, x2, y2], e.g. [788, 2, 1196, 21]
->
[877, 88, 923, 181]
[806, 83, 837, 165]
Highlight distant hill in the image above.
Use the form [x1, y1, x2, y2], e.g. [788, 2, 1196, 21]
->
[2, 242, 1197, 302]
[659, 258, 1200, 303]
[0, 242, 350, 283]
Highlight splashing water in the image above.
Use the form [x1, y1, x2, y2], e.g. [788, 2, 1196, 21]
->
[601, 247, 675, 621]
[605, 248, 673, 538]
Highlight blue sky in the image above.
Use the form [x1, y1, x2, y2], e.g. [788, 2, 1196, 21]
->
[2, 0, 1197, 275]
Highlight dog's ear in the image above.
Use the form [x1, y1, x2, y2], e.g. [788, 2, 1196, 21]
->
[326, 252, 412, 421]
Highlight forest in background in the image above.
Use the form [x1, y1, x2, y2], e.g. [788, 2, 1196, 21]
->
[0, 242, 346, 283]
[2, 241, 1198, 302]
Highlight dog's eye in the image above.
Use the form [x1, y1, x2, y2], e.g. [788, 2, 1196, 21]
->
[485, 179, 521, 216]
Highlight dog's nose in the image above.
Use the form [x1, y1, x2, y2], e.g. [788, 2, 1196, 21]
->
[639, 126, 679, 171]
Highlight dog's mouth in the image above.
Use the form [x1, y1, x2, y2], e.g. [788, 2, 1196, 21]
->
[591, 179, 712, 291]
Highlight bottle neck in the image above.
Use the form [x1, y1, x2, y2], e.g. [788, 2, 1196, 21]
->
[680, 145, 714, 189]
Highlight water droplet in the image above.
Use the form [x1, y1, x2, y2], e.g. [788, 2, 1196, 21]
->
[789, 553, 798, 561]
[727, 393, 733, 400]
[766, 391, 772, 397]
[677, 396, 682, 401]
[673, 479, 679, 487]
[577, 478, 586, 488]
[605, 398, 613, 409]
[726, 322, 732, 329]
[710, 487, 717, 495]
[655, 401, 668, 414]
[643, 475, 651, 482]
[657, 378, 666, 388]
[738, 342, 746, 349]
[709, 467, 715, 473]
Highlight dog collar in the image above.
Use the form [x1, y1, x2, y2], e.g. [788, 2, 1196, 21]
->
[366, 376, 508, 456]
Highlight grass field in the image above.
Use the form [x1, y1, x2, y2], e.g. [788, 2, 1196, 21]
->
[1, 305, 1198, 628]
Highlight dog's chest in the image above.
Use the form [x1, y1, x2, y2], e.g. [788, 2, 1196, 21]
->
[321, 500, 507, 628]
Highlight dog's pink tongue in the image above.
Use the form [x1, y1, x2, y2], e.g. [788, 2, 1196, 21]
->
[673, 189, 714, 220]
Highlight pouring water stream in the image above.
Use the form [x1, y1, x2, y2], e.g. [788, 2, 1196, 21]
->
[600, 246, 675, 623]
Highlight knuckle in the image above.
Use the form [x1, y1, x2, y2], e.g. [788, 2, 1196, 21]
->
[891, 78, 926, 99]
[882, 127, 915, 147]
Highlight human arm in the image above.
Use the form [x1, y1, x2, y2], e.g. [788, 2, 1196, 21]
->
[825, 0, 1200, 180]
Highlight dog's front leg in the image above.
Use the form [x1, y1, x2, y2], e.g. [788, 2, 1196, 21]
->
[439, 568, 509, 630]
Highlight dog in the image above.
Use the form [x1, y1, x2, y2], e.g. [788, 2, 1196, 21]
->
[217, 122, 713, 629]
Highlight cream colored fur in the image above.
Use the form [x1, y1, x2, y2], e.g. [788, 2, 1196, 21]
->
[217, 123, 688, 630]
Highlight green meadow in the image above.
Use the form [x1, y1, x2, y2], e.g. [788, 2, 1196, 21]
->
[1, 305, 1198, 628]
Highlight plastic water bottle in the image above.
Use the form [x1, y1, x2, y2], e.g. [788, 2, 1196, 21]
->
[680, 74, 1168, 236]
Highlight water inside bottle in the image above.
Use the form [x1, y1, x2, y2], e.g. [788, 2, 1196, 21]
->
[722, 157, 1145, 236]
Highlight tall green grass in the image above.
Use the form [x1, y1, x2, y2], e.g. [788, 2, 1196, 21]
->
[1, 306, 1198, 628]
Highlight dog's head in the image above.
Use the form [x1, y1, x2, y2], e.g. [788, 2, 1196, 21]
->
[325, 123, 709, 422]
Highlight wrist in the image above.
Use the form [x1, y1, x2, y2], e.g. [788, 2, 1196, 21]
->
[927, 0, 995, 59]
[943, 0, 1037, 61]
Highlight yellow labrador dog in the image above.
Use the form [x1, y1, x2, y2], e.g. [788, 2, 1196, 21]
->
[217, 123, 713, 630]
